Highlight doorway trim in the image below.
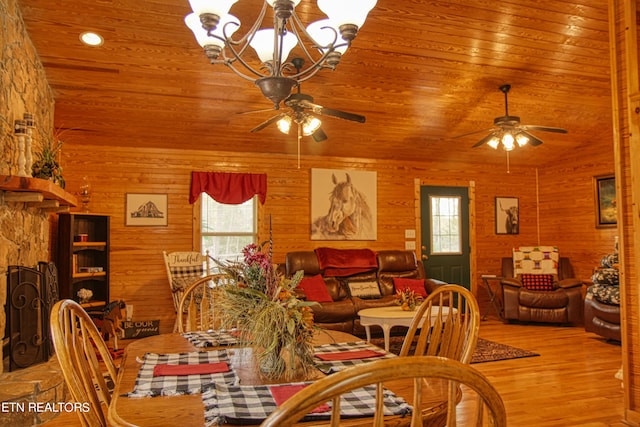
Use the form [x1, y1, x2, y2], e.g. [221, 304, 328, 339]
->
[413, 179, 477, 294]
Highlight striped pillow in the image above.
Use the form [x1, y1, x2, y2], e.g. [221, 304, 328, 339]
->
[521, 274, 554, 291]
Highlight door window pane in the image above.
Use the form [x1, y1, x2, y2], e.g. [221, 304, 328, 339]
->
[430, 196, 461, 254]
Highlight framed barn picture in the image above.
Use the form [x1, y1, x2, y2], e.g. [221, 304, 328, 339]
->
[495, 197, 519, 235]
[125, 193, 168, 226]
[310, 169, 377, 240]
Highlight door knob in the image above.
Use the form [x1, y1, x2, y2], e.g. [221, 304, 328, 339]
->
[422, 255, 428, 260]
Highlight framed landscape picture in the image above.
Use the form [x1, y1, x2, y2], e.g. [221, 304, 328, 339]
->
[125, 193, 168, 226]
[594, 174, 617, 228]
[495, 197, 519, 235]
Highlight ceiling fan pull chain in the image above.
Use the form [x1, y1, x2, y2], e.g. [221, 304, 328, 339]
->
[297, 122, 302, 169]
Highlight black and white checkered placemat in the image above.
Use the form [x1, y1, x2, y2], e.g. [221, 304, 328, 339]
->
[313, 341, 397, 373]
[126, 350, 238, 397]
[181, 330, 240, 348]
[202, 382, 411, 426]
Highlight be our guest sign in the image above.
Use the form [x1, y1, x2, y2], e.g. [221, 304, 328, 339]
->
[123, 320, 160, 339]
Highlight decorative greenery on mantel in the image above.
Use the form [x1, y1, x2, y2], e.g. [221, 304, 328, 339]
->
[31, 138, 65, 188]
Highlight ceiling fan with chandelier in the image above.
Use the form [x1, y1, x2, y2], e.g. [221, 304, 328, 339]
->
[247, 80, 366, 167]
[246, 58, 365, 141]
[455, 84, 568, 151]
[249, 88, 366, 140]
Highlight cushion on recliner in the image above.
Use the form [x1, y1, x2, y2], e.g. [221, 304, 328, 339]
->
[520, 274, 554, 291]
[513, 246, 559, 282]
[346, 280, 382, 299]
[393, 277, 428, 297]
[298, 274, 333, 302]
[588, 283, 620, 306]
[519, 288, 568, 308]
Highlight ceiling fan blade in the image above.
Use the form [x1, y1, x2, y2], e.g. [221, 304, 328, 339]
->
[522, 125, 568, 134]
[312, 127, 328, 142]
[298, 100, 366, 123]
[453, 127, 495, 139]
[519, 130, 545, 146]
[237, 108, 277, 116]
[472, 132, 497, 148]
[318, 107, 366, 123]
[250, 113, 287, 133]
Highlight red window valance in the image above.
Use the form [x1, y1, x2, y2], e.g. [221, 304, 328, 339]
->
[189, 172, 267, 205]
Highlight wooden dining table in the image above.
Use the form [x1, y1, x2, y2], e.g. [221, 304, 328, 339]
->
[108, 329, 451, 427]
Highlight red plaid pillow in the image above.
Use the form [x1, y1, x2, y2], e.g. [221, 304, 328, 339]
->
[521, 274, 555, 291]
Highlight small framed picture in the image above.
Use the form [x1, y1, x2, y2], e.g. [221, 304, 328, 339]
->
[495, 197, 519, 235]
[125, 193, 168, 226]
[594, 174, 617, 228]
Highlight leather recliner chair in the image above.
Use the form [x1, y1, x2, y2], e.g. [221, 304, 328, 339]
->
[500, 256, 583, 325]
[584, 255, 621, 341]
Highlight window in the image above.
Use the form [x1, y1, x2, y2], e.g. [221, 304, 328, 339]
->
[197, 195, 258, 262]
[429, 196, 462, 254]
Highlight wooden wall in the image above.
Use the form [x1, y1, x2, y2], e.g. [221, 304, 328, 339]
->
[58, 140, 615, 333]
[611, 0, 640, 422]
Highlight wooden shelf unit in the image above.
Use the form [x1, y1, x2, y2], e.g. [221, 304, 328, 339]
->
[57, 213, 110, 309]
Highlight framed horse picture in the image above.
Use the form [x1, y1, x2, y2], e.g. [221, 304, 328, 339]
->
[495, 196, 519, 235]
[311, 169, 377, 240]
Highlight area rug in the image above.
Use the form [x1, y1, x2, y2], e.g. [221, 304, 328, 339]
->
[370, 336, 539, 364]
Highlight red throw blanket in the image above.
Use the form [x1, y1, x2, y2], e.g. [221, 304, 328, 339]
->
[315, 248, 378, 277]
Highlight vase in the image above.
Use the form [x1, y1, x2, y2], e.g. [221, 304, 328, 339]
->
[258, 341, 313, 381]
[259, 348, 286, 379]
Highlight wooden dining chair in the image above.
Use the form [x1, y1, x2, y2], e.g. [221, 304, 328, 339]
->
[260, 355, 506, 427]
[399, 284, 480, 364]
[176, 273, 230, 333]
[163, 250, 211, 331]
[50, 299, 118, 427]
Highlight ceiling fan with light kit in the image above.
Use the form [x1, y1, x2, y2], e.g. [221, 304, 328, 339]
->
[456, 84, 568, 149]
[454, 84, 568, 171]
[242, 58, 366, 166]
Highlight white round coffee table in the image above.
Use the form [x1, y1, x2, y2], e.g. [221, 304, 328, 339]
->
[358, 305, 452, 351]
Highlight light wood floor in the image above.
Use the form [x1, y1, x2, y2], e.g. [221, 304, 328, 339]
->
[459, 317, 625, 426]
[44, 316, 625, 426]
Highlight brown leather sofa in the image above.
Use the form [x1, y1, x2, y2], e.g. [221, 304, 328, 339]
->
[500, 257, 583, 325]
[285, 249, 446, 337]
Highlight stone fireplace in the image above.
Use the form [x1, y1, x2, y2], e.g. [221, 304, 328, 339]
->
[0, 205, 54, 371]
[0, 0, 72, 424]
[4, 262, 58, 372]
[0, 199, 68, 426]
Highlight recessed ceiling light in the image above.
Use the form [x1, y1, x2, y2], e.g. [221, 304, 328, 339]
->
[79, 32, 104, 47]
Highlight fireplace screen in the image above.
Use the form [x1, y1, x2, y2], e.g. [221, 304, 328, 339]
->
[4, 262, 58, 371]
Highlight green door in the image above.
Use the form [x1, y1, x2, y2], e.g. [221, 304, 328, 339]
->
[420, 186, 470, 289]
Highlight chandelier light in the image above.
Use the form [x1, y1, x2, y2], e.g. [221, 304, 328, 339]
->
[184, 0, 377, 107]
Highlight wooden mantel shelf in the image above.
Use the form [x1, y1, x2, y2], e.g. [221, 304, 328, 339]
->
[0, 175, 78, 208]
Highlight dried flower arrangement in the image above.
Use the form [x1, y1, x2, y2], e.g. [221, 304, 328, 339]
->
[395, 288, 421, 311]
[215, 243, 318, 380]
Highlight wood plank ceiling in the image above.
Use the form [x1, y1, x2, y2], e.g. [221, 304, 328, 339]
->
[17, 0, 611, 168]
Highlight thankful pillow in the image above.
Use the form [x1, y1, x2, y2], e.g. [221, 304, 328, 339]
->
[520, 274, 555, 291]
[347, 281, 382, 299]
[393, 277, 428, 297]
[298, 274, 333, 302]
